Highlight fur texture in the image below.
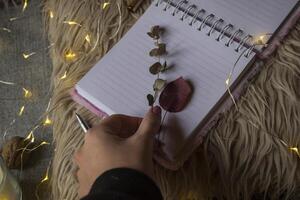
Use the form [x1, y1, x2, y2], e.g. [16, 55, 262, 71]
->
[43, 0, 300, 199]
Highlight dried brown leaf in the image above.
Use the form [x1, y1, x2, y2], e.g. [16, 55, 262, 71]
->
[149, 62, 163, 75]
[147, 94, 155, 106]
[149, 48, 159, 57]
[147, 25, 161, 39]
[149, 43, 167, 57]
[159, 77, 193, 112]
[157, 43, 166, 54]
[153, 78, 166, 91]
[147, 32, 159, 40]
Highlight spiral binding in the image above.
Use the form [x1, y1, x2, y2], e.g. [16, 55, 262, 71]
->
[172, 0, 187, 16]
[189, 9, 205, 26]
[225, 29, 243, 47]
[180, 4, 196, 21]
[208, 18, 223, 36]
[198, 14, 215, 31]
[216, 24, 233, 41]
[235, 34, 253, 52]
[155, 0, 255, 57]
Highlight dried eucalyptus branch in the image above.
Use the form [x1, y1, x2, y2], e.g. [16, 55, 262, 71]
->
[146, 25, 171, 106]
[146, 25, 193, 143]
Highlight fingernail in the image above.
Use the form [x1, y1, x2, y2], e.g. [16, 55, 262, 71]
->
[152, 106, 161, 115]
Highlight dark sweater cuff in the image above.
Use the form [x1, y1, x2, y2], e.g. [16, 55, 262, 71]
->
[82, 168, 163, 200]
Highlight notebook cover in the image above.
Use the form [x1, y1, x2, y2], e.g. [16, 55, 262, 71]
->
[71, 3, 300, 170]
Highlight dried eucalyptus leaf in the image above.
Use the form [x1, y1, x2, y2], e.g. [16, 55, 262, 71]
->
[149, 62, 162, 75]
[153, 78, 166, 91]
[158, 43, 166, 48]
[157, 43, 167, 55]
[147, 94, 154, 106]
[147, 25, 161, 39]
[149, 43, 167, 57]
[151, 26, 161, 34]
[149, 48, 159, 57]
[147, 32, 159, 39]
[151, 26, 161, 37]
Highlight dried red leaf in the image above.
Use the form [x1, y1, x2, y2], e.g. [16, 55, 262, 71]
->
[159, 77, 192, 113]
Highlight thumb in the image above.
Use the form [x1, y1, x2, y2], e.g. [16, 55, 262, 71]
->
[135, 106, 162, 140]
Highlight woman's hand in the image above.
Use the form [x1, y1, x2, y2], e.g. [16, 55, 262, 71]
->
[74, 106, 162, 198]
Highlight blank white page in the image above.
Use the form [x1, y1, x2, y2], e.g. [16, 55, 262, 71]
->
[76, 2, 255, 160]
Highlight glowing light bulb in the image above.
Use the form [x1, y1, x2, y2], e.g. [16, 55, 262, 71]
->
[289, 147, 300, 157]
[49, 11, 54, 19]
[40, 141, 50, 146]
[85, 34, 91, 44]
[1, 27, 11, 33]
[259, 35, 265, 41]
[23, 88, 32, 98]
[25, 131, 34, 141]
[23, 52, 36, 59]
[255, 34, 269, 45]
[41, 167, 50, 183]
[60, 71, 67, 80]
[41, 175, 49, 183]
[36, 166, 51, 199]
[22, 0, 28, 12]
[65, 50, 76, 60]
[24, 125, 39, 143]
[63, 21, 82, 27]
[9, 17, 17, 22]
[18, 106, 25, 116]
[43, 116, 52, 126]
[0, 80, 15, 85]
[102, 2, 110, 9]
[225, 78, 230, 86]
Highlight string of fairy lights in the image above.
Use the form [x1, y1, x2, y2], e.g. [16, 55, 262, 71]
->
[0, 0, 299, 199]
[225, 34, 300, 158]
[0, 1, 112, 199]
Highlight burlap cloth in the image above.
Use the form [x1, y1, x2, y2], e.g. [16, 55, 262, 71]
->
[43, 0, 300, 199]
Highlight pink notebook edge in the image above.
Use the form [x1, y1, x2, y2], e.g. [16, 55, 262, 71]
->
[70, 5, 300, 171]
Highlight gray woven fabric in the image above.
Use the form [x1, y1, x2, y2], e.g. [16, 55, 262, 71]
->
[0, 0, 52, 199]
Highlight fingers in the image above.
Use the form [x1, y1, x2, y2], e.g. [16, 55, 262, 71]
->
[73, 151, 90, 198]
[76, 169, 92, 198]
[73, 150, 80, 166]
[135, 106, 162, 140]
[99, 115, 143, 138]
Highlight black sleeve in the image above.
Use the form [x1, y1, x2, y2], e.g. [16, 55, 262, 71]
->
[81, 168, 163, 200]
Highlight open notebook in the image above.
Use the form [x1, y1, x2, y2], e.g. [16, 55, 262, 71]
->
[73, 0, 300, 170]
